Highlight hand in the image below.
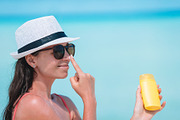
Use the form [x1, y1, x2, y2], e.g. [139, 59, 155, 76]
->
[69, 55, 96, 102]
[131, 85, 166, 120]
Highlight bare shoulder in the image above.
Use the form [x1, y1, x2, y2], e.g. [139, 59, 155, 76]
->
[55, 94, 81, 120]
[14, 94, 59, 120]
[61, 95, 75, 108]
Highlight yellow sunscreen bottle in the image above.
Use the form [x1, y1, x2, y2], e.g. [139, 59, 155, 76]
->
[139, 74, 161, 111]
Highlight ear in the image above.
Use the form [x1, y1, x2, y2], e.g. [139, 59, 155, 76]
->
[25, 54, 37, 68]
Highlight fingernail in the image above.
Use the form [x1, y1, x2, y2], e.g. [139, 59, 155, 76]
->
[70, 55, 74, 58]
[68, 56, 70, 60]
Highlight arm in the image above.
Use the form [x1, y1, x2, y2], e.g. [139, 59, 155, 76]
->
[70, 55, 97, 120]
[82, 85, 97, 120]
[131, 85, 166, 120]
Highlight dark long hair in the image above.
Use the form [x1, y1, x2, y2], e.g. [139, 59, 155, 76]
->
[3, 52, 38, 120]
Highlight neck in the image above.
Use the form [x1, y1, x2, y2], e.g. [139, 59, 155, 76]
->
[29, 73, 55, 99]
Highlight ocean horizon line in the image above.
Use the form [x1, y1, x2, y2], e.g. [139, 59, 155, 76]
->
[0, 9, 180, 23]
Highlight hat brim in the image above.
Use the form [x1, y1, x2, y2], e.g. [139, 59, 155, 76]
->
[10, 37, 80, 60]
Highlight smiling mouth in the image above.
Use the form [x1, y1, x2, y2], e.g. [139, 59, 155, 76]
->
[57, 65, 69, 68]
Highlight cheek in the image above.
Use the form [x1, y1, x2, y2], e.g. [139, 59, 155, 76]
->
[38, 60, 56, 72]
[37, 60, 68, 79]
[36, 56, 56, 73]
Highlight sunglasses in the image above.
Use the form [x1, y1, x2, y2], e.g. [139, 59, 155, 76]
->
[37, 43, 75, 59]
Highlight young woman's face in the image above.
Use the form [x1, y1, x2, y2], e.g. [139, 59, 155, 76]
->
[35, 43, 70, 79]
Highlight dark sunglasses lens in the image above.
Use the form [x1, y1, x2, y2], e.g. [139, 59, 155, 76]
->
[53, 45, 64, 59]
[67, 44, 75, 56]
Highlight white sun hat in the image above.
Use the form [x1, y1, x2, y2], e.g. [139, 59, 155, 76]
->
[10, 16, 80, 59]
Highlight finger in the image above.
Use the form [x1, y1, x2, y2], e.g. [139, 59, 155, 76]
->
[157, 84, 159, 88]
[158, 88, 162, 94]
[159, 95, 162, 100]
[160, 101, 166, 111]
[74, 76, 79, 82]
[75, 73, 79, 78]
[136, 85, 143, 103]
[134, 85, 144, 111]
[70, 55, 83, 74]
[90, 75, 95, 81]
[70, 76, 79, 87]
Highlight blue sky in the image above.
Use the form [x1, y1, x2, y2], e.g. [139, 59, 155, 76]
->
[0, 0, 180, 15]
[0, 0, 180, 23]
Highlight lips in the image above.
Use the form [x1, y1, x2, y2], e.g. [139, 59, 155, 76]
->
[58, 65, 68, 67]
[57, 64, 69, 68]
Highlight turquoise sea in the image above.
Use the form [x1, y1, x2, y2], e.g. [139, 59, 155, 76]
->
[0, 14, 180, 120]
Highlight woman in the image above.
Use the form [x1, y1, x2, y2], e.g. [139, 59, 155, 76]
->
[3, 16, 165, 120]
[4, 16, 96, 120]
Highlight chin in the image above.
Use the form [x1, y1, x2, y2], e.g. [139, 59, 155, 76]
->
[56, 73, 68, 79]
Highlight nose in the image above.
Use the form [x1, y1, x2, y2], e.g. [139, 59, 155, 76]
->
[62, 49, 70, 61]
